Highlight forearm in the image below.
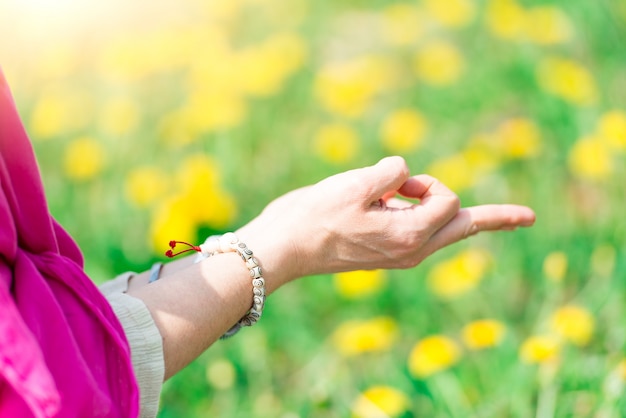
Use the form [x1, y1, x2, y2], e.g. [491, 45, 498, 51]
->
[126, 230, 294, 380]
[127, 252, 264, 380]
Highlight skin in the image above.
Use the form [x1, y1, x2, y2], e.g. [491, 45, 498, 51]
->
[127, 156, 536, 379]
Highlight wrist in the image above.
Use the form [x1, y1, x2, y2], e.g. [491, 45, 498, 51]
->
[234, 225, 302, 292]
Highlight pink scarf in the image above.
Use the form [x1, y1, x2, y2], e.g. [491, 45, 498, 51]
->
[0, 71, 139, 417]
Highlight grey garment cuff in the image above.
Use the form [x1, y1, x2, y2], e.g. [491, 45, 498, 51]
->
[100, 272, 165, 418]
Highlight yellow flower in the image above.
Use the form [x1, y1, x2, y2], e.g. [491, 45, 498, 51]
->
[30, 85, 94, 139]
[495, 118, 541, 158]
[568, 136, 613, 181]
[352, 386, 410, 418]
[519, 335, 560, 364]
[381, 3, 425, 46]
[523, 6, 573, 45]
[426, 153, 477, 192]
[542, 251, 568, 283]
[236, 32, 307, 97]
[176, 155, 237, 227]
[597, 110, 626, 151]
[147, 155, 238, 252]
[334, 270, 387, 299]
[590, 244, 616, 277]
[315, 55, 397, 118]
[206, 359, 236, 390]
[313, 123, 359, 164]
[183, 91, 247, 134]
[464, 134, 502, 172]
[63, 136, 106, 181]
[99, 96, 140, 137]
[408, 335, 461, 378]
[333, 317, 399, 356]
[423, 0, 476, 28]
[549, 305, 594, 346]
[617, 359, 626, 381]
[461, 319, 506, 350]
[537, 57, 597, 106]
[380, 108, 427, 153]
[426, 248, 492, 299]
[413, 41, 464, 86]
[175, 154, 222, 195]
[485, 0, 526, 40]
[149, 194, 198, 252]
[124, 166, 170, 208]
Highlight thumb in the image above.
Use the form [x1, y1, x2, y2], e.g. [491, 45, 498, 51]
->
[358, 156, 411, 200]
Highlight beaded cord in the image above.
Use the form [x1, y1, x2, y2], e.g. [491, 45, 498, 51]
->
[166, 233, 266, 339]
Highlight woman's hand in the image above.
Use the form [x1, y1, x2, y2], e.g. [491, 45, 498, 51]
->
[237, 156, 535, 290]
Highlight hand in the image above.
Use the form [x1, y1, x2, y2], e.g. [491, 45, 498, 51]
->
[237, 156, 535, 289]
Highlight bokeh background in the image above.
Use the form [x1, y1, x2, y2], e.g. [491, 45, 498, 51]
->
[1, 0, 626, 416]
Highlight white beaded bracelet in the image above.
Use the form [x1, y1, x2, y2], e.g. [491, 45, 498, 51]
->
[166, 232, 266, 339]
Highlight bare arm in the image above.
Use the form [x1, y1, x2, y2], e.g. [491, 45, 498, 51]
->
[127, 156, 536, 380]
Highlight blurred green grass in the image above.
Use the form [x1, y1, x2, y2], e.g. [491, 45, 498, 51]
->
[1, 0, 626, 416]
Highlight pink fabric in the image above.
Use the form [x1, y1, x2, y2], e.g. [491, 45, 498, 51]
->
[0, 71, 139, 417]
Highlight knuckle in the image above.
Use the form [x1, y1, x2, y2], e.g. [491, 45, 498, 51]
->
[448, 193, 461, 212]
[464, 222, 480, 238]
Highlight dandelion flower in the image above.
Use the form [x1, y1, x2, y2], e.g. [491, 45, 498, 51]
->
[461, 319, 506, 350]
[149, 195, 197, 252]
[424, 0, 476, 29]
[313, 123, 359, 164]
[485, 0, 526, 40]
[462, 137, 501, 173]
[542, 251, 568, 283]
[537, 57, 597, 106]
[381, 3, 424, 46]
[426, 153, 477, 192]
[184, 91, 247, 133]
[99, 96, 140, 137]
[237, 33, 307, 97]
[408, 335, 461, 378]
[334, 270, 387, 299]
[597, 110, 626, 151]
[63, 136, 106, 181]
[352, 386, 410, 418]
[175, 155, 237, 227]
[495, 118, 541, 158]
[333, 317, 398, 356]
[380, 108, 427, 153]
[427, 248, 492, 299]
[413, 41, 464, 86]
[124, 166, 170, 208]
[568, 136, 612, 181]
[30, 86, 93, 139]
[549, 305, 594, 346]
[315, 55, 397, 118]
[523, 6, 573, 45]
[519, 335, 560, 364]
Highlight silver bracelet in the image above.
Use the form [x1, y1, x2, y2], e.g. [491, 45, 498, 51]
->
[168, 233, 266, 339]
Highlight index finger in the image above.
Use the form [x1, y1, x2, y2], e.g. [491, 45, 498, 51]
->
[420, 204, 536, 257]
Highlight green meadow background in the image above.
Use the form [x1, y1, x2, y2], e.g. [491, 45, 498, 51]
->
[1, 0, 626, 416]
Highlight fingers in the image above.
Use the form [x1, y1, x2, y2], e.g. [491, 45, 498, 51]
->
[395, 175, 461, 234]
[359, 156, 411, 201]
[421, 204, 536, 256]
